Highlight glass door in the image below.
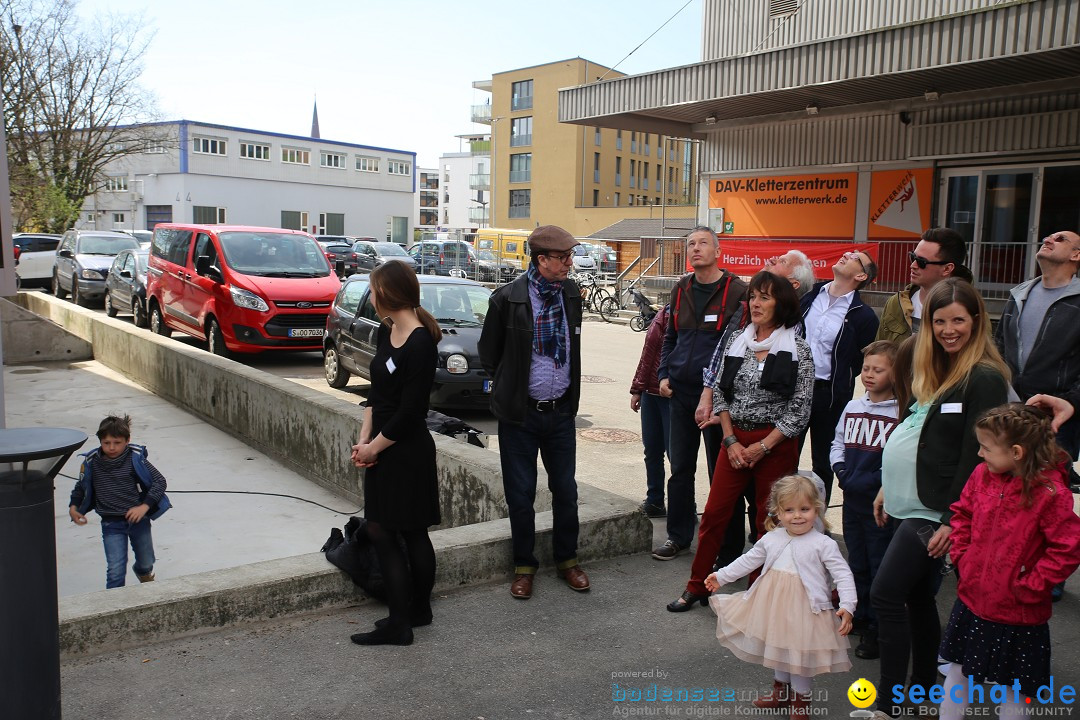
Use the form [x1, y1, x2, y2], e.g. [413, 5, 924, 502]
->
[938, 167, 1039, 299]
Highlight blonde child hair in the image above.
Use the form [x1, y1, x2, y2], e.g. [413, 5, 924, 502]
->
[764, 474, 831, 533]
[975, 403, 1069, 507]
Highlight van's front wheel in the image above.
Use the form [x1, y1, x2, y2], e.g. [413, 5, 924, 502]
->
[150, 303, 171, 337]
[207, 318, 232, 359]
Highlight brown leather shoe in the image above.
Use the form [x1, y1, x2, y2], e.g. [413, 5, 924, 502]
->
[560, 566, 590, 592]
[510, 573, 534, 599]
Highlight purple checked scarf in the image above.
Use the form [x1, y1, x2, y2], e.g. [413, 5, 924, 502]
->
[527, 265, 567, 368]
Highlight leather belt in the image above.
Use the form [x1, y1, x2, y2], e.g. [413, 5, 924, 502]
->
[529, 396, 565, 412]
[732, 419, 773, 431]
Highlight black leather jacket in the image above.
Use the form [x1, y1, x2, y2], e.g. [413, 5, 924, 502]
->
[478, 272, 582, 424]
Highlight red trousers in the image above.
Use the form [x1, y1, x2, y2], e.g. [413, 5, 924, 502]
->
[685, 426, 799, 596]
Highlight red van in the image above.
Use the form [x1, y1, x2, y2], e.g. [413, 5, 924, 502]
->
[146, 224, 341, 356]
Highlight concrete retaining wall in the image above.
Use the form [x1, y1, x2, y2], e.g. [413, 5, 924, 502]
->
[11, 291, 549, 527]
[0, 297, 92, 364]
[10, 292, 651, 657]
[59, 481, 650, 658]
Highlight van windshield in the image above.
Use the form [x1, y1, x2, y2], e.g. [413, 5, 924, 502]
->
[218, 232, 332, 277]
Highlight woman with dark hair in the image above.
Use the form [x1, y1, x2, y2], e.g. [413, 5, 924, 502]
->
[349, 261, 443, 646]
[667, 270, 814, 612]
[869, 277, 1010, 718]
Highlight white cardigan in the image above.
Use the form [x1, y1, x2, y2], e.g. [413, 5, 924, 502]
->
[708, 527, 857, 616]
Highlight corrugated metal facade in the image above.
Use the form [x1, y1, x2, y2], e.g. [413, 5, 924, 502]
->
[703, 0, 1023, 60]
[702, 90, 1080, 173]
[560, 0, 1080, 127]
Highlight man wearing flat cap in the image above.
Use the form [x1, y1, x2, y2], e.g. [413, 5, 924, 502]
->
[479, 224, 589, 599]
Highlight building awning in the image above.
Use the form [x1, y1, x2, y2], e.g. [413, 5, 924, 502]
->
[587, 218, 699, 243]
[559, 0, 1080, 138]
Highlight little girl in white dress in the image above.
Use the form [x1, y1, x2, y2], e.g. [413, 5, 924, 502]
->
[705, 474, 856, 718]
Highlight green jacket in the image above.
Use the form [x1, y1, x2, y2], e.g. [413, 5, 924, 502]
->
[876, 284, 917, 343]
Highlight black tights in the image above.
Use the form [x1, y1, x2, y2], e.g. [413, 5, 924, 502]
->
[366, 521, 436, 629]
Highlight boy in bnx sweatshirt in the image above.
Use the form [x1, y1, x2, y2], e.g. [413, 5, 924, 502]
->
[830, 340, 899, 661]
[69, 415, 170, 589]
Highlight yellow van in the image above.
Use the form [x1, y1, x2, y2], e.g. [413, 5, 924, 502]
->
[474, 228, 531, 272]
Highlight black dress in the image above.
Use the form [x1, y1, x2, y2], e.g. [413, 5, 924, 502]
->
[363, 325, 441, 530]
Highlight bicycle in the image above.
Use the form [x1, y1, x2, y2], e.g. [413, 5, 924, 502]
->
[599, 286, 659, 330]
[575, 272, 612, 315]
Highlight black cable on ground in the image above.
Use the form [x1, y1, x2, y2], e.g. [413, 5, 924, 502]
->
[57, 472, 362, 515]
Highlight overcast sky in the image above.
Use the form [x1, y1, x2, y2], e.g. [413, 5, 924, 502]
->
[75, 0, 703, 167]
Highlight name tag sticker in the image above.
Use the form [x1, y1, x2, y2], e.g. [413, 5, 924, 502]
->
[941, 402, 963, 414]
[704, 314, 718, 323]
[385, 357, 397, 374]
[575, 326, 581, 335]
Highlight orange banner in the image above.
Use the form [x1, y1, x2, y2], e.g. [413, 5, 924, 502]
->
[692, 240, 879, 280]
[867, 168, 934, 238]
[708, 173, 858, 239]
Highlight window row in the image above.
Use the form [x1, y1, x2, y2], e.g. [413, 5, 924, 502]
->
[190, 135, 409, 175]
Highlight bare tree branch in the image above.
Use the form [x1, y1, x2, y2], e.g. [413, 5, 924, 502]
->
[2, 0, 171, 231]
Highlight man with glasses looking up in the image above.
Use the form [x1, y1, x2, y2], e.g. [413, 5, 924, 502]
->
[479, 225, 589, 600]
[876, 228, 969, 342]
[799, 250, 880, 504]
[653, 226, 747, 561]
[763, 249, 817, 299]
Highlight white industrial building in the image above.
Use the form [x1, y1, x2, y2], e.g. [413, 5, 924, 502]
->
[79, 120, 417, 244]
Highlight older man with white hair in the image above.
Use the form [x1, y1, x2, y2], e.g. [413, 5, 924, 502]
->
[764, 250, 816, 299]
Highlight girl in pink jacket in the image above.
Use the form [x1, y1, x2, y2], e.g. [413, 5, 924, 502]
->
[939, 403, 1080, 719]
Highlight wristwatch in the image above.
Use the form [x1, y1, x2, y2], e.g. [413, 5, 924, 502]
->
[722, 435, 738, 448]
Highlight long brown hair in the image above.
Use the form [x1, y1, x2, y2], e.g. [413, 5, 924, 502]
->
[975, 403, 1067, 506]
[911, 278, 1009, 404]
[369, 262, 442, 343]
[892, 335, 917, 416]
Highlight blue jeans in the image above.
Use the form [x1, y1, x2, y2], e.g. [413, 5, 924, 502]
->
[101, 517, 155, 589]
[666, 387, 721, 548]
[639, 392, 671, 507]
[498, 408, 579, 573]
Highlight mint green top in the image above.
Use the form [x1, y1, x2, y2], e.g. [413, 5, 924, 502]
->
[881, 402, 938, 521]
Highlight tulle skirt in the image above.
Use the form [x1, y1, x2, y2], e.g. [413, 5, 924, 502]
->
[709, 568, 851, 676]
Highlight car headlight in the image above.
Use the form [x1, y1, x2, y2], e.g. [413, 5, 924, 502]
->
[229, 286, 270, 312]
[445, 353, 469, 374]
[80, 268, 105, 280]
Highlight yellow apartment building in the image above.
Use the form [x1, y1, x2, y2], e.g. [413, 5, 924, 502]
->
[473, 58, 698, 237]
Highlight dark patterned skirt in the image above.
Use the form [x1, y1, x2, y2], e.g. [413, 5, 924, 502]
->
[939, 599, 1051, 698]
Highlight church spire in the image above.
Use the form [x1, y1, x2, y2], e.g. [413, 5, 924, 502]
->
[311, 96, 321, 139]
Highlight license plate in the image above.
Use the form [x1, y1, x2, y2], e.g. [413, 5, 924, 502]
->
[483, 379, 492, 393]
[288, 328, 322, 338]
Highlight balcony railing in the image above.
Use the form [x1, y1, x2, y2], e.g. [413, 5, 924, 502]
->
[470, 140, 491, 155]
[471, 104, 492, 124]
[508, 205, 530, 218]
[509, 133, 532, 147]
[468, 207, 489, 223]
[509, 170, 531, 183]
[511, 95, 533, 111]
[469, 173, 491, 191]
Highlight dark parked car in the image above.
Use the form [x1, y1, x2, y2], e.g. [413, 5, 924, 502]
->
[53, 229, 141, 306]
[104, 248, 150, 326]
[476, 249, 517, 283]
[352, 240, 418, 272]
[407, 241, 477, 277]
[323, 274, 493, 410]
[317, 241, 358, 276]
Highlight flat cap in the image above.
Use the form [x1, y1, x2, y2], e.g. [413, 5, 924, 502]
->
[528, 225, 579, 253]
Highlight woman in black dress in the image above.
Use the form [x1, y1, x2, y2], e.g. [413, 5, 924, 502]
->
[350, 261, 442, 646]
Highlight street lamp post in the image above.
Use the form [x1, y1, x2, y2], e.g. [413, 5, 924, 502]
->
[0, 427, 89, 719]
